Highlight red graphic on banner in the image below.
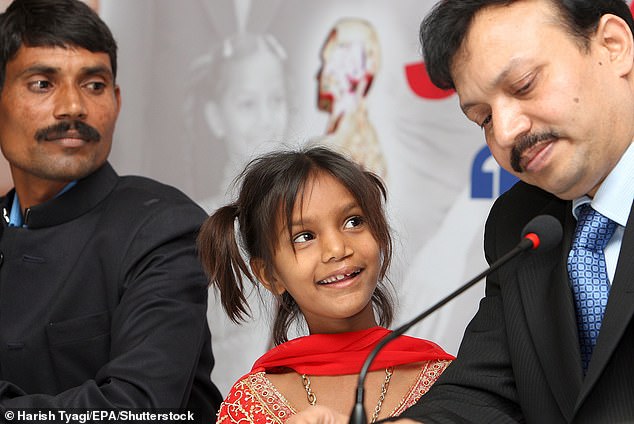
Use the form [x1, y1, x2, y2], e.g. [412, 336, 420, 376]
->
[405, 62, 455, 100]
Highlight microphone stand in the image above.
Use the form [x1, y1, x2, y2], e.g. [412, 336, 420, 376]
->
[348, 237, 535, 424]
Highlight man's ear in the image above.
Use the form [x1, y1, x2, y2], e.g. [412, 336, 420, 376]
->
[596, 13, 634, 77]
[250, 258, 286, 295]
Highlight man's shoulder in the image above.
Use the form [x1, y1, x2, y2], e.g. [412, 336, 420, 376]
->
[95, 174, 207, 230]
[492, 181, 564, 219]
[485, 181, 567, 246]
[110, 175, 204, 214]
[496, 180, 559, 209]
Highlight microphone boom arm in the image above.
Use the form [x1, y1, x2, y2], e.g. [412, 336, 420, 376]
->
[349, 237, 535, 424]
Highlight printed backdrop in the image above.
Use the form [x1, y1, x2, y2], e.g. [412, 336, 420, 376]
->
[6, 0, 604, 395]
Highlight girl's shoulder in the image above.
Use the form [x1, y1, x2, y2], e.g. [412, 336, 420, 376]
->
[390, 358, 452, 417]
[217, 371, 296, 424]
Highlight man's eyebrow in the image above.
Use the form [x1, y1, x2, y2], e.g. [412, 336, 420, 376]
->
[17, 64, 59, 78]
[17, 64, 113, 79]
[81, 64, 114, 78]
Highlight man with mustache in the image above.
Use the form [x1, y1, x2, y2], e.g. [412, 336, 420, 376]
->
[0, 0, 222, 418]
[393, 0, 634, 422]
[286, 0, 634, 423]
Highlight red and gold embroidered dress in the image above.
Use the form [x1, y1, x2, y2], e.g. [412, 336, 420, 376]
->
[216, 326, 453, 424]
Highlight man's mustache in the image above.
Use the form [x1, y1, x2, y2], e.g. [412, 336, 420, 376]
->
[510, 131, 559, 172]
[35, 121, 101, 143]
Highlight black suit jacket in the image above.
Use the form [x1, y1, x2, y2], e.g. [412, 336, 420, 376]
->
[0, 163, 223, 418]
[400, 181, 634, 423]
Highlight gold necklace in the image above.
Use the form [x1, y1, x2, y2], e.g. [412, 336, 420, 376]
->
[301, 367, 394, 424]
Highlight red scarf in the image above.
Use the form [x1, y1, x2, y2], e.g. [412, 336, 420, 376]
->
[251, 326, 454, 376]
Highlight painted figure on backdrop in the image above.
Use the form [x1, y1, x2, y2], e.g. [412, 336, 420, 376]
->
[185, 32, 290, 212]
[316, 18, 387, 179]
[184, 32, 291, 395]
[0, 0, 222, 415]
[197, 145, 453, 424]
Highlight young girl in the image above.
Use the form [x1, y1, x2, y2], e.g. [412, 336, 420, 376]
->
[198, 146, 453, 423]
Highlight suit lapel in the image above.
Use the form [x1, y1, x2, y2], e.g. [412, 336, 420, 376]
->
[518, 205, 583, 421]
[577, 200, 634, 406]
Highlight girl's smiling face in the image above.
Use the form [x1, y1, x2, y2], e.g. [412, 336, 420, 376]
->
[254, 170, 381, 334]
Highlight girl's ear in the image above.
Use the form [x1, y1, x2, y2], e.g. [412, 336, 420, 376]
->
[250, 258, 286, 295]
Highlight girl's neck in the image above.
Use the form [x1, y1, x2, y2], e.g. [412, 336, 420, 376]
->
[305, 307, 378, 335]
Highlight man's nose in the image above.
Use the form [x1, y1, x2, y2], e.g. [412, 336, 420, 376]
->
[491, 101, 530, 149]
[53, 84, 87, 120]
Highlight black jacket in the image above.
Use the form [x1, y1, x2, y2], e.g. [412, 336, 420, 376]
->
[401, 181, 634, 423]
[0, 162, 222, 419]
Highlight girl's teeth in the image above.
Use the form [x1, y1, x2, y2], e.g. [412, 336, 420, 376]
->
[319, 271, 359, 284]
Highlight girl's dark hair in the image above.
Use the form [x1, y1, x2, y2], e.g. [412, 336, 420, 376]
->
[0, 0, 118, 90]
[197, 145, 394, 345]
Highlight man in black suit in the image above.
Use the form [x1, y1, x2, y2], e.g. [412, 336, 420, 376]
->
[0, 0, 222, 418]
[285, 1, 634, 423]
[392, 0, 634, 422]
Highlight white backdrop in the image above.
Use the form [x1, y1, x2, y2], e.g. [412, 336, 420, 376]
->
[0, 0, 523, 395]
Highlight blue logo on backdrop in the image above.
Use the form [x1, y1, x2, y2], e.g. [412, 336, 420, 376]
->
[471, 145, 519, 199]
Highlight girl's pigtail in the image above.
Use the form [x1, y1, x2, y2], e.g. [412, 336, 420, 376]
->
[197, 203, 253, 322]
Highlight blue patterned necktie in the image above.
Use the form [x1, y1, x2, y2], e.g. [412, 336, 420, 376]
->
[567, 204, 617, 372]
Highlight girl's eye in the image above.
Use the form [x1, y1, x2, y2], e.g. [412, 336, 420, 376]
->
[292, 232, 314, 243]
[344, 216, 364, 229]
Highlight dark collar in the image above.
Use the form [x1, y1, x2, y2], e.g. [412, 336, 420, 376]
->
[1, 162, 118, 229]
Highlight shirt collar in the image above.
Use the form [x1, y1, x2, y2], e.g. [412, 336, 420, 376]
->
[8, 181, 78, 227]
[572, 141, 634, 225]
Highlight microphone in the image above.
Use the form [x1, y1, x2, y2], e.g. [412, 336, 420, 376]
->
[349, 214, 563, 424]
